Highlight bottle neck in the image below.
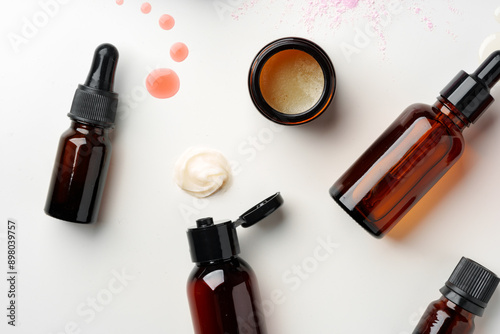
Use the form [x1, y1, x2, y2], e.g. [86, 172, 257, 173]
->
[196, 256, 239, 267]
[434, 97, 471, 132]
[71, 120, 109, 136]
[439, 296, 476, 320]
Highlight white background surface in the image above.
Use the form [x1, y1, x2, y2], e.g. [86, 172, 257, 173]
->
[2, 0, 500, 333]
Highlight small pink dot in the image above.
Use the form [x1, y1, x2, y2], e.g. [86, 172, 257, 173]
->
[141, 2, 151, 14]
[170, 42, 189, 62]
[159, 14, 175, 30]
[116, 0, 124, 5]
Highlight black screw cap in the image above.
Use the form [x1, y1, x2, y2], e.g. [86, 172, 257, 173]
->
[440, 257, 499, 316]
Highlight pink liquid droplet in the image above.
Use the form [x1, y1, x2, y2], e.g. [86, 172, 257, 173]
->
[170, 42, 189, 62]
[116, 0, 124, 5]
[141, 2, 151, 14]
[146, 68, 180, 99]
[159, 14, 175, 30]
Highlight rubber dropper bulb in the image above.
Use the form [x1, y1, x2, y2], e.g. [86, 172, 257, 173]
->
[84, 43, 119, 92]
[68, 43, 120, 127]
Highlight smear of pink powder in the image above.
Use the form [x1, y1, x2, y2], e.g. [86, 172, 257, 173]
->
[342, 0, 359, 9]
[229, 0, 459, 57]
[116, 0, 124, 5]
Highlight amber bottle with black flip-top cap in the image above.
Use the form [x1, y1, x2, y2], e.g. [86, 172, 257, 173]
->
[413, 257, 499, 334]
[45, 43, 119, 224]
[186, 193, 283, 334]
[330, 51, 500, 238]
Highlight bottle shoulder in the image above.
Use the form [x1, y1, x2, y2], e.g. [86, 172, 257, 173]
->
[398, 103, 465, 141]
[404, 102, 465, 131]
[428, 297, 476, 324]
[60, 121, 112, 147]
[188, 257, 255, 286]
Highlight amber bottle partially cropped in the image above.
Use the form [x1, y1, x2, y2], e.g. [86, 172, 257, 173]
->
[413, 257, 499, 334]
[45, 44, 119, 224]
[330, 51, 500, 238]
[186, 193, 283, 334]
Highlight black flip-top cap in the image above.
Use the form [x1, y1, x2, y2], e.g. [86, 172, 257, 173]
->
[440, 51, 500, 124]
[187, 218, 240, 264]
[68, 43, 119, 128]
[440, 257, 499, 316]
[186, 193, 283, 263]
[235, 192, 284, 228]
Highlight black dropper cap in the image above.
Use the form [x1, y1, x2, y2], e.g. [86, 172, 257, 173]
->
[186, 193, 283, 264]
[440, 51, 500, 124]
[439, 257, 499, 316]
[68, 43, 119, 128]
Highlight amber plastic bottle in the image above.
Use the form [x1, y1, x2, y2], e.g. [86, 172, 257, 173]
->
[329, 51, 500, 238]
[413, 257, 499, 334]
[45, 44, 119, 224]
[186, 193, 283, 334]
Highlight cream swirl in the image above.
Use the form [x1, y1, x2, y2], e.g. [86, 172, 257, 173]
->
[174, 147, 231, 198]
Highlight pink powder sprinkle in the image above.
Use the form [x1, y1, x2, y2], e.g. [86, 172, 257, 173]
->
[141, 2, 151, 14]
[446, 28, 458, 41]
[447, 0, 460, 15]
[422, 16, 434, 31]
[230, 0, 455, 57]
[232, 0, 258, 20]
[116, 0, 124, 5]
[342, 0, 359, 9]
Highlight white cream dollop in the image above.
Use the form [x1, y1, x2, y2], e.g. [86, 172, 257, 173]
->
[174, 147, 231, 198]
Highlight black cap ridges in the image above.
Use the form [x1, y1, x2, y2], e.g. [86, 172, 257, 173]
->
[440, 257, 499, 316]
[440, 51, 500, 124]
[68, 43, 119, 128]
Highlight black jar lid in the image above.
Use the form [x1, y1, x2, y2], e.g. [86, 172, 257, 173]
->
[186, 193, 284, 263]
[248, 37, 336, 125]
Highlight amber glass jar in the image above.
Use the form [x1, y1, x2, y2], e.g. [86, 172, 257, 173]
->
[249, 37, 336, 125]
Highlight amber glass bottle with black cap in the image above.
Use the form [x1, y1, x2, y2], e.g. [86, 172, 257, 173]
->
[330, 51, 500, 238]
[413, 257, 499, 334]
[45, 43, 119, 224]
[186, 193, 283, 334]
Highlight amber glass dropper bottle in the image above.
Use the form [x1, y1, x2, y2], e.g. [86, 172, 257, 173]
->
[330, 51, 500, 238]
[45, 44, 119, 224]
[413, 257, 499, 334]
